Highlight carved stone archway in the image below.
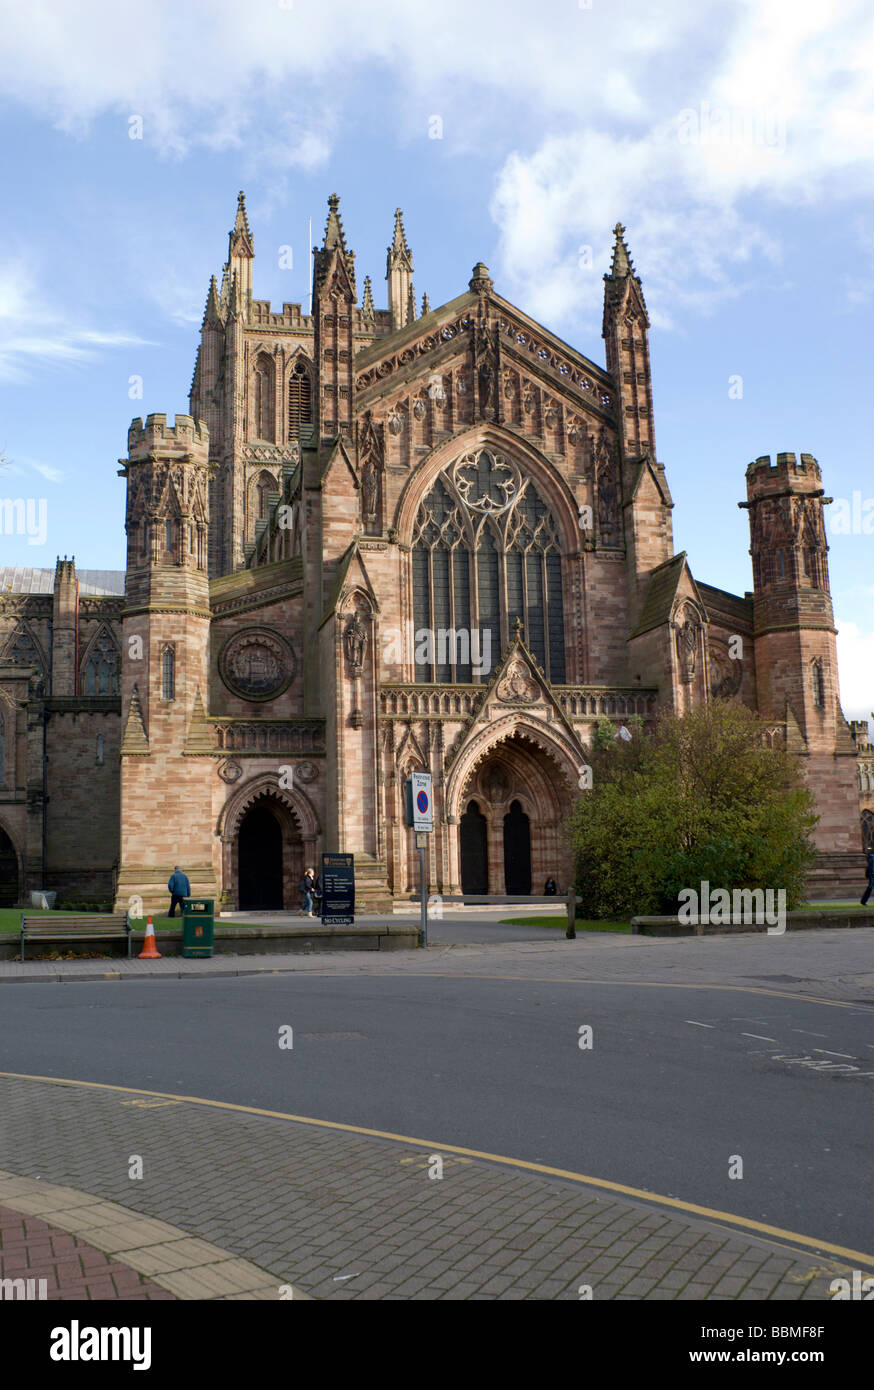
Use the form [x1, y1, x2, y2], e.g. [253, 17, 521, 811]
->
[445, 718, 580, 895]
[218, 773, 320, 909]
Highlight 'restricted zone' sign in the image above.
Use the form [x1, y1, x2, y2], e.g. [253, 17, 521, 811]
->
[407, 771, 433, 832]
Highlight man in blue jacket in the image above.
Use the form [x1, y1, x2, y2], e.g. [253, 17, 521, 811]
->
[167, 866, 191, 918]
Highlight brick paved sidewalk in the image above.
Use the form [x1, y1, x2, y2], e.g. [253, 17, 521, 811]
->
[0, 1173, 306, 1300]
[1, 1075, 869, 1301]
[0, 1203, 175, 1300]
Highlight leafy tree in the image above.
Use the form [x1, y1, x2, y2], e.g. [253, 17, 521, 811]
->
[565, 701, 817, 918]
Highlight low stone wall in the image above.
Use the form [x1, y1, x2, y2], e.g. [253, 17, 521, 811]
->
[631, 909, 874, 937]
[5, 923, 418, 962]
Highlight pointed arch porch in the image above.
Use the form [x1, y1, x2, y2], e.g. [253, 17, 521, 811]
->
[217, 773, 320, 910]
[443, 714, 581, 895]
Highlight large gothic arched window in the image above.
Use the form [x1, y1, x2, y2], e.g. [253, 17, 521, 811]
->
[81, 628, 119, 696]
[288, 358, 313, 438]
[412, 449, 566, 683]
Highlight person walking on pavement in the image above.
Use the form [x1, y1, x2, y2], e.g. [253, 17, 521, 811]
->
[167, 866, 191, 918]
[299, 867, 317, 917]
[862, 847, 874, 906]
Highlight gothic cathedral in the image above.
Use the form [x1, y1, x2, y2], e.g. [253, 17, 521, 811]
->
[0, 193, 870, 910]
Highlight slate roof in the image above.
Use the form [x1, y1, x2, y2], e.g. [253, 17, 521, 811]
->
[630, 553, 694, 638]
[0, 567, 125, 596]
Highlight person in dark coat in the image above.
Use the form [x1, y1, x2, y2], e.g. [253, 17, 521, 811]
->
[544, 877, 557, 896]
[167, 866, 191, 918]
[299, 868, 317, 917]
[862, 848, 874, 906]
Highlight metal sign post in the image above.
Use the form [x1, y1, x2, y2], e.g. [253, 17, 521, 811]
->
[407, 773, 433, 948]
[416, 831, 428, 949]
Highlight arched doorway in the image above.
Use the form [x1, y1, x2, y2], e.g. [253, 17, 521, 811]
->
[503, 800, 531, 894]
[238, 805, 283, 909]
[0, 826, 18, 907]
[460, 801, 488, 894]
[451, 731, 575, 896]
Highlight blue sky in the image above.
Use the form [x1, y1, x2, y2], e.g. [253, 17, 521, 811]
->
[0, 0, 871, 721]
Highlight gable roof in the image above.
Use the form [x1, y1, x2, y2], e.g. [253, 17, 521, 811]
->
[630, 552, 708, 638]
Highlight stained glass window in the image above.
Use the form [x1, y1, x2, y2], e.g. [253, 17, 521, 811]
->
[412, 449, 566, 682]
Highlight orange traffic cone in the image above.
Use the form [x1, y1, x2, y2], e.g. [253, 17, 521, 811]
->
[138, 916, 161, 959]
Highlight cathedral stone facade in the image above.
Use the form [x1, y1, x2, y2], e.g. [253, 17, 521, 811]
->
[0, 193, 870, 910]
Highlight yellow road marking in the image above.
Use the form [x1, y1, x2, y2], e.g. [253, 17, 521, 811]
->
[2, 1069, 872, 1271]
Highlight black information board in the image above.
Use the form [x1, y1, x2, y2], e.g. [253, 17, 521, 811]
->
[320, 853, 355, 925]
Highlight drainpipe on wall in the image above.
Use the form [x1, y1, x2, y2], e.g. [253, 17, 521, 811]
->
[41, 706, 48, 891]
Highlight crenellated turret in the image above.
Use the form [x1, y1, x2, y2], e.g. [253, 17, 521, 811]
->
[740, 452, 857, 841]
[115, 412, 217, 911]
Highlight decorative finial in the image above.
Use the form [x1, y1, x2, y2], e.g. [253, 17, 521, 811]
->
[362, 275, 375, 320]
[421, 291, 430, 315]
[513, 615, 523, 636]
[608, 223, 634, 278]
[469, 262, 493, 293]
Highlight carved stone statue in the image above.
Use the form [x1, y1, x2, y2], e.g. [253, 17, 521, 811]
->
[361, 461, 379, 517]
[344, 611, 368, 672]
[674, 611, 700, 683]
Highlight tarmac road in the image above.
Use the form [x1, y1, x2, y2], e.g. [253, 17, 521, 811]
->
[1, 969, 871, 1255]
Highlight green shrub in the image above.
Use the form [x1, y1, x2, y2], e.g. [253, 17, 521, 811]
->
[565, 702, 817, 919]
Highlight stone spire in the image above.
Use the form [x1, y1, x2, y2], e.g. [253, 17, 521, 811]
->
[406, 282, 417, 326]
[609, 222, 634, 278]
[362, 275, 375, 322]
[386, 208, 414, 331]
[201, 275, 223, 329]
[313, 193, 356, 298]
[225, 190, 254, 306]
[231, 190, 253, 248]
[421, 291, 430, 316]
[323, 192, 349, 254]
[603, 222, 646, 317]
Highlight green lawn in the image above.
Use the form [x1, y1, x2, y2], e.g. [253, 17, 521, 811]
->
[499, 914, 632, 933]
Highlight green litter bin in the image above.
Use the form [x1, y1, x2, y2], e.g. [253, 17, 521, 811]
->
[182, 898, 214, 958]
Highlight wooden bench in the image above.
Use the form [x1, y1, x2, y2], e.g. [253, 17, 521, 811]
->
[20, 912, 132, 962]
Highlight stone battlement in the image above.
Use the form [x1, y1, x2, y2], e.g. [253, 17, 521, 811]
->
[127, 413, 209, 460]
[249, 300, 315, 330]
[745, 452, 821, 488]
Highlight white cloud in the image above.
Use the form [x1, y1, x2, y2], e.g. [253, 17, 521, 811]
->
[836, 619, 874, 729]
[1, 0, 873, 333]
[0, 262, 151, 383]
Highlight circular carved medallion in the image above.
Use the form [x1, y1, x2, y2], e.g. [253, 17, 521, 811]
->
[218, 759, 243, 784]
[295, 761, 318, 783]
[219, 629, 295, 702]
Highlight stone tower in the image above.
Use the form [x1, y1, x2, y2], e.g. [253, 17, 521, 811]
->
[742, 451, 859, 853]
[114, 413, 218, 912]
[601, 224, 674, 633]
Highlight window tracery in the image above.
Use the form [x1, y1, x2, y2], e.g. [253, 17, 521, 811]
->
[412, 449, 566, 683]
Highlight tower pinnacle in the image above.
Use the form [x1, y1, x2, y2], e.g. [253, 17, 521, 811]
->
[386, 208, 414, 331]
